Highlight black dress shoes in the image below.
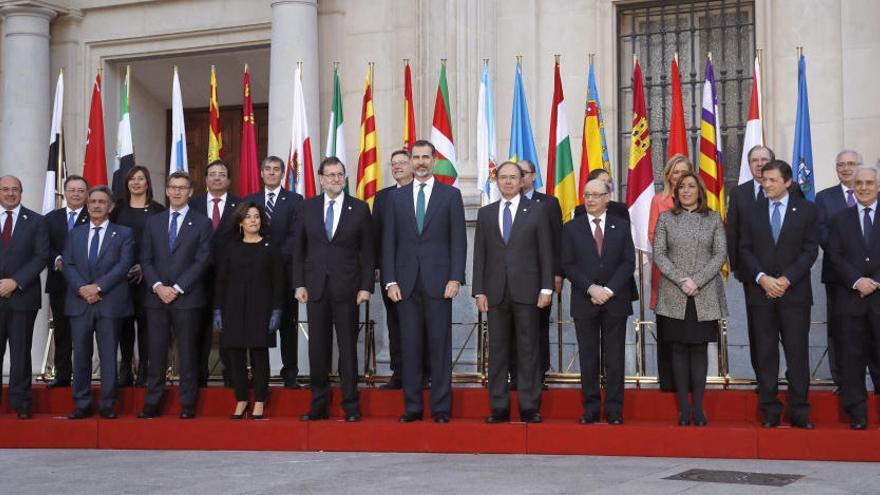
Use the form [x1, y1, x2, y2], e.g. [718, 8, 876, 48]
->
[46, 378, 71, 388]
[485, 411, 510, 424]
[761, 415, 780, 428]
[607, 417, 624, 425]
[16, 408, 32, 420]
[433, 414, 450, 424]
[693, 411, 708, 427]
[520, 412, 542, 424]
[68, 408, 93, 420]
[851, 419, 868, 430]
[137, 406, 160, 419]
[99, 408, 117, 420]
[579, 414, 598, 425]
[345, 414, 361, 422]
[179, 408, 196, 420]
[380, 378, 402, 390]
[790, 418, 815, 430]
[399, 412, 422, 423]
[300, 412, 329, 421]
[284, 381, 301, 390]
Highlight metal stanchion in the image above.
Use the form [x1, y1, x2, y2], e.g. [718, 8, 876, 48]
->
[556, 292, 564, 373]
[362, 299, 377, 383]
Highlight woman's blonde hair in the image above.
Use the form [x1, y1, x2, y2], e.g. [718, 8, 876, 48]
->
[662, 153, 693, 194]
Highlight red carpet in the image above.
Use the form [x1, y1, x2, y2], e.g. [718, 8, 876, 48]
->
[1, 385, 879, 460]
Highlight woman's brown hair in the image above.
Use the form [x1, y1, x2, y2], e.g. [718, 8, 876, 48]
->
[670, 171, 710, 215]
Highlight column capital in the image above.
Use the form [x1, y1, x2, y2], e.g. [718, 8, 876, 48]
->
[271, 0, 317, 9]
[0, 1, 69, 20]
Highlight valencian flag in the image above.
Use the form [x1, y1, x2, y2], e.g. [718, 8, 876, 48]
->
[668, 54, 688, 159]
[112, 65, 135, 202]
[477, 60, 499, 205]
[208, 65, 223, 162]
[169, 66, 188, 174]
[42, 70, 66, 214]
[356, 64, 380, 208]
[287, 64, 316, 198]
[430, 61, 459, 187]
[626, 58, 655, 252]
[509, 60, 543, 189]
[546, 57, 577, 222]
[698, 56, 726, 220]
[83, 71, 108, 187]
[403, 61, 416, 151]
[738, 55, 764, 184]
[238, 65, 260, 197]
[792, 52, 814, 200]
[579, 60, 611, 200]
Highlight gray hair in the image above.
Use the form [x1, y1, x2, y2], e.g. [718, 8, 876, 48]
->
[854, 164, 880, 182]
[585, 177, 612, 194]
[836, 149, 863, 166]
[88, 185, 115, 203]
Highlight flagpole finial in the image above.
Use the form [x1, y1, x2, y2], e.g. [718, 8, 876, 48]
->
[707, 51, 713, 61]
[244, 63, 249, 72]
[674, 52, 679, 63]
[483, 58, 489, 66]
[333, 61, 340, 72]
[440, 58, 447, 65]
[554, 54, 560, 64]
[403, 58, 409, 65]
[516, 55, 522, 65]
[633, 54, 638, 66]
[797, 46, 803, 57]
[588, 53, 594, 65]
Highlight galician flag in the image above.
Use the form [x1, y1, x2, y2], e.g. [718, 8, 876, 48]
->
[287, 64, 316, 198]
[509, 61, 542, 189]
[42, 70, 66, 214]
[430, 61, 459, 187]
[792, 52, 814, 201]
[579, 60, 611, 199]
[325, 66, 347, 165]
[738, 56, 763, 184]
[477, 61, 499, 205]
[546, 57, 576, 222]
[626, 58, 655, 252]
[169, 66, 188, 174]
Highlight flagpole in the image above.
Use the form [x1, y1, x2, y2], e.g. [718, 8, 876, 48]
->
[633, 53, 647, 381]
[55, 68, 65, 209]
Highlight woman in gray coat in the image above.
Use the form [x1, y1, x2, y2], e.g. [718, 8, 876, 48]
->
[653, 172, 728, 426]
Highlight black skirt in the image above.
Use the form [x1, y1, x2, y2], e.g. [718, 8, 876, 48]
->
[658, 297, 718, 344]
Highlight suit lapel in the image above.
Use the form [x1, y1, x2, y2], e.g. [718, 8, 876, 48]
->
[171, 210, 192, 253]
[10, 208, 28, 244]
[421, 183, 443, 233]
[507, 197, 531, 244]
[96, 224, 115, 263]
[331, 195, 351, 242]
[776, 197, 799, 245]
[400, 183, 419, 236]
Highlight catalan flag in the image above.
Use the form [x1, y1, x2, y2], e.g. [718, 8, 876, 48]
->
[546, 57, 577, 222]
[626, 58, 655, 252]
[509, 61, 542, 189]
[430, 61, 459, 187]
[403, 61, 416, 151]
[578, 61, 610, 199]
[208, 65, 223, 162]
[356, 64, 379, 208]
[698, 57, 725, 220]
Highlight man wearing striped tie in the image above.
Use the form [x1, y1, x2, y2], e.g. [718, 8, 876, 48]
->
[245, 156, 303, 389]
[45, 175, 90, 388]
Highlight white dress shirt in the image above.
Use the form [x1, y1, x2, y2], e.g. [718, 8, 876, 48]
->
[207, 192, 228, 223]
[265, 186, 282, 208]
[412, 176, 435, 210]
[586, 210, 613, 296]
[324, 193, 342, 238]
[167, 204, 189, 236]
[87, 219, 110, 258]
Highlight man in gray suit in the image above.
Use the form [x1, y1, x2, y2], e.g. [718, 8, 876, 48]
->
[473, 161, 553, 423]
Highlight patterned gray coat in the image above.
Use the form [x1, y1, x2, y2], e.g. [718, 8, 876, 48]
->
[652, 210, 728, 321]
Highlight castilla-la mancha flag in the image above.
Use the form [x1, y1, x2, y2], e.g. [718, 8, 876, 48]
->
[83, 71, 108, 187]
[626, 58, 655, 252]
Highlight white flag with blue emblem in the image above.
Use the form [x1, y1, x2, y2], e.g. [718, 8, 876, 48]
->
[169, 66, 188, 174]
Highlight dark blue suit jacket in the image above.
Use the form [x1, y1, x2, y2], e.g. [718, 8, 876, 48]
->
[0, 206, 49, 311]
[140, 208, 213, 309]
[826, 206, 880, 316]
[45, 207, 89, 294]
[815, 184, 852, 283]
[62, 222, 134, 318]
[189, 193, 241, 262]
[244, 188, 302, 264]
[382, 180, 467, 299]
[562, 213, 635, 319]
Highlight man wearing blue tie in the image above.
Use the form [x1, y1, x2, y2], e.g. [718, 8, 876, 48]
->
[139, 172, 212, 419]
[63, 186, 134, 419]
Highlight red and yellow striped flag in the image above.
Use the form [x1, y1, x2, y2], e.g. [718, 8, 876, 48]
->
[403, 61, 416, 151]
[356, 64, 380, 209]
[207, 65, 222, 162]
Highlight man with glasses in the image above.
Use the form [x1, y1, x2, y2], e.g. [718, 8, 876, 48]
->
[189, 159, 240, 387]
[139, 172, 212, 419]
[0, 176, 49, 419]
[245, 156, 303, 389]
[817, 150, 880, 394]
[45, 175, 89, 388]
[294, 157, 374, 422]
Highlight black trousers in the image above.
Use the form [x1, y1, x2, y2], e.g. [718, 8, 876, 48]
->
[574, 311, 627, 419]
[837, 312, 880, 421]
[226, 347, 270, 402]
[750, 303, 811, 421]
[398, 279, 452, 417]
[0, 304, 38, 411]
[488, 291, 542, 414]
[655, 318, 676, 392]
[306, 297, 361, 416]
[71, 309, 121, 410]
[144, 307, 201, 409]
[509, 303, 552, 384]
[742, 284, 760, 379]
[119, 286, 148, 382]
[49, 291, 73, 382]
[279, 287, 299, 385]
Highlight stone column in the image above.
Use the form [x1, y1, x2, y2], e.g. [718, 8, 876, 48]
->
[268, 0, 319, 164]
[0, 5, 56, 210]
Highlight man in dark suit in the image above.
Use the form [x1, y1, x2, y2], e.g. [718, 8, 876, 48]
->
[473, 161, 553, 423]
[562, 177, 634, 424]
[372, 149, 417, 390]
[139, 171, 212, 419]
[245, 156, 303, 389]
[44, 175, 89, 388]
[383, 139, 467, 423]
[294, 157, 374, 422]
[0, 175, 49, 419]
[62, 186, 134, 419]
[513, 160, 562, 389]
[726, 144, 774, 379]
[189, 159, 240, 387]
[826, 164, 880, 429]
[817, 149, 880, 394]
[573, 168, 630, 221]
[739, 160, 819, 429]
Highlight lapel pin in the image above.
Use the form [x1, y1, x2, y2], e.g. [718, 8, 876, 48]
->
[22, 214, 27, 220]
[187, 221, 192, 226]
[282, 196, 287, 201]
[348, 206, 352, 210]
[265, 242, 269, 247]
[111, 231, 117, 237]
[792, 207, 797, 212]
[611, 224, 616, 229]
[523, 208, 528, 212]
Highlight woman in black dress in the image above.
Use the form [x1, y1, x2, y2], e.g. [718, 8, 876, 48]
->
[214, 202, 284, 420]
[110, 165, 165, 386]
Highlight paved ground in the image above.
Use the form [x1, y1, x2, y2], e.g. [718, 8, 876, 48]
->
[2, 450, 879, 494]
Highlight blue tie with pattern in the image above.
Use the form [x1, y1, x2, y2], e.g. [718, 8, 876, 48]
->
[502, 201, 512, 244]
[864, 207, 873, 246]
[89, 226, 102, 271]
[266, 192, 276, 224]
[325, 199, 335, 240]
[67, 211, 77, 231]
[771, 201, 782, 243]
[169, 211, 180, 251]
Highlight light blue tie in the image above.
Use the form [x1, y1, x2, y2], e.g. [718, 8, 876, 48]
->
[67, 211, 77, 231]
[88, 226, 101, 272]
[771, 201, 782, 243]
[502, 201, 512, 244]
[169, 211, 180, 251]
[325, 199, 335, 240]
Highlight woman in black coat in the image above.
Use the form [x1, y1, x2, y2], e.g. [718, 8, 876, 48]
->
[213, 202, 284, 419]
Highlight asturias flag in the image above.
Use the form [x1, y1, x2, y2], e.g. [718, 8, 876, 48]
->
[509, 61, 542, 189]
[792, 53, 814, 201]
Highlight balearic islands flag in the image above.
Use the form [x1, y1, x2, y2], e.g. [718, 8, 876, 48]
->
[356, 64, 380, 208]
[738, 56, 763, 184]
[430, 61, 459, 187]
[83, 71, 108, 187]
[545, 57, 577, 223]
[169, 66, 188, 174]
[476, 61, 499, 205]
[287, 64, 316, 198]
[625, 58, 655, 252]
[208, 65, 223, 162]
[42, 70, 66, 214]
[698, 56, 726, 220]
[579, 61, 611, 199]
